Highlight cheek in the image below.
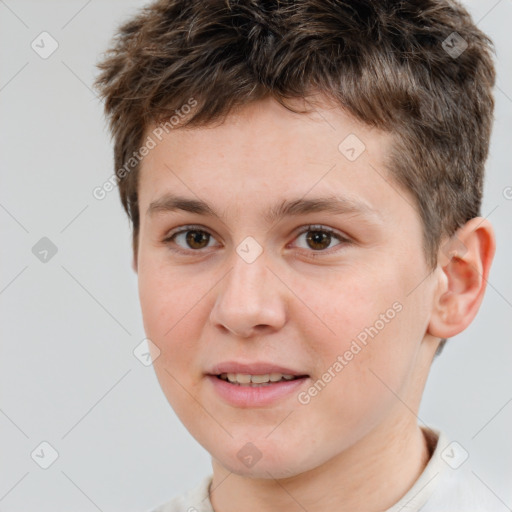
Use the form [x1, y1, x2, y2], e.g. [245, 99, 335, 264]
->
[137, 262, 209, 422]
[299, 267, 399, 352]
[301, 265, 420, 400]
[137, 261, 205, 372]
[139, 255, 196, 335]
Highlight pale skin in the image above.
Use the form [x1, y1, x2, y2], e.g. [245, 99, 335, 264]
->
[133, 95, 495, 512]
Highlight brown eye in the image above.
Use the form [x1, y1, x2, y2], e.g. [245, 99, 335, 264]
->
[292, 225, 350, 257]
[306, 230, 332, 250]
[185, 230, 210, 249]
[164, 226, 219, 253]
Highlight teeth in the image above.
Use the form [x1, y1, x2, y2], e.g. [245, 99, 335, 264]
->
[227, 373, 251, 384]
[219, 373, 298, 385]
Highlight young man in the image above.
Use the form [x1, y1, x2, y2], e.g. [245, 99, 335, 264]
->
[94, 0, 498, 510]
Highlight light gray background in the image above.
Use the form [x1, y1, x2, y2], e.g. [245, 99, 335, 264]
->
[0, 1, 510, 511]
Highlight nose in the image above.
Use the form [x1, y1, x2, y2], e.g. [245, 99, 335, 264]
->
[209, 250, 287, 338]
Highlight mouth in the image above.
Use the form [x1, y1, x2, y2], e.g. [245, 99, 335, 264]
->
[206, 362, 310, 405]
[214, 372, 309, 387]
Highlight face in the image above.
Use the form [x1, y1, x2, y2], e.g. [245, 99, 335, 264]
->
[136, 96, 438, 478]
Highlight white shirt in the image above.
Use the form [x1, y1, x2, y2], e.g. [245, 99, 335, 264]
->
[147, 426, 503, 511]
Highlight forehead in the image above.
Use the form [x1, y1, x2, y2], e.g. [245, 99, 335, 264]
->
[138, 96, 415, 225]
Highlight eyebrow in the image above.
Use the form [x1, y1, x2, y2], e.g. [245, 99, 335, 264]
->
[146, 193, 381, 224]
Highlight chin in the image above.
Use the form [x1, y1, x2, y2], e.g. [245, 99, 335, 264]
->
[210, 440, 321, 480]
[217, 456, 306, 479]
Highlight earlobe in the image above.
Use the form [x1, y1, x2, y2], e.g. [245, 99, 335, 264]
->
[427, 217, 495, 339]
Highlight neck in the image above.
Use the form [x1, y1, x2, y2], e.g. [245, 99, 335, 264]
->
[209, 418, 431, 512]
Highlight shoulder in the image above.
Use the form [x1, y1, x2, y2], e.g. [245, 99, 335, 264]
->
[422, 465, 503, 512]
[420, 429, 502, 512]
[145, 474, 214, 512]
[388, 426, 504, 512]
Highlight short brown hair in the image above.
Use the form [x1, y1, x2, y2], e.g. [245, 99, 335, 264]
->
[94, 0, 496, 353]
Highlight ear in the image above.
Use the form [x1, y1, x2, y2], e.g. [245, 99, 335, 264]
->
[427, 217, 496, 339]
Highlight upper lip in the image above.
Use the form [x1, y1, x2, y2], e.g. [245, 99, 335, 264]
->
[207, 361, 308, 376]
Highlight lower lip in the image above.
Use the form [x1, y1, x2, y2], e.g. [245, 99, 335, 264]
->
[206, 375, 309, 407]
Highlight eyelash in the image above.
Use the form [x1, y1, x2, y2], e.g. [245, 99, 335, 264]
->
[162, 224, 351, 259]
